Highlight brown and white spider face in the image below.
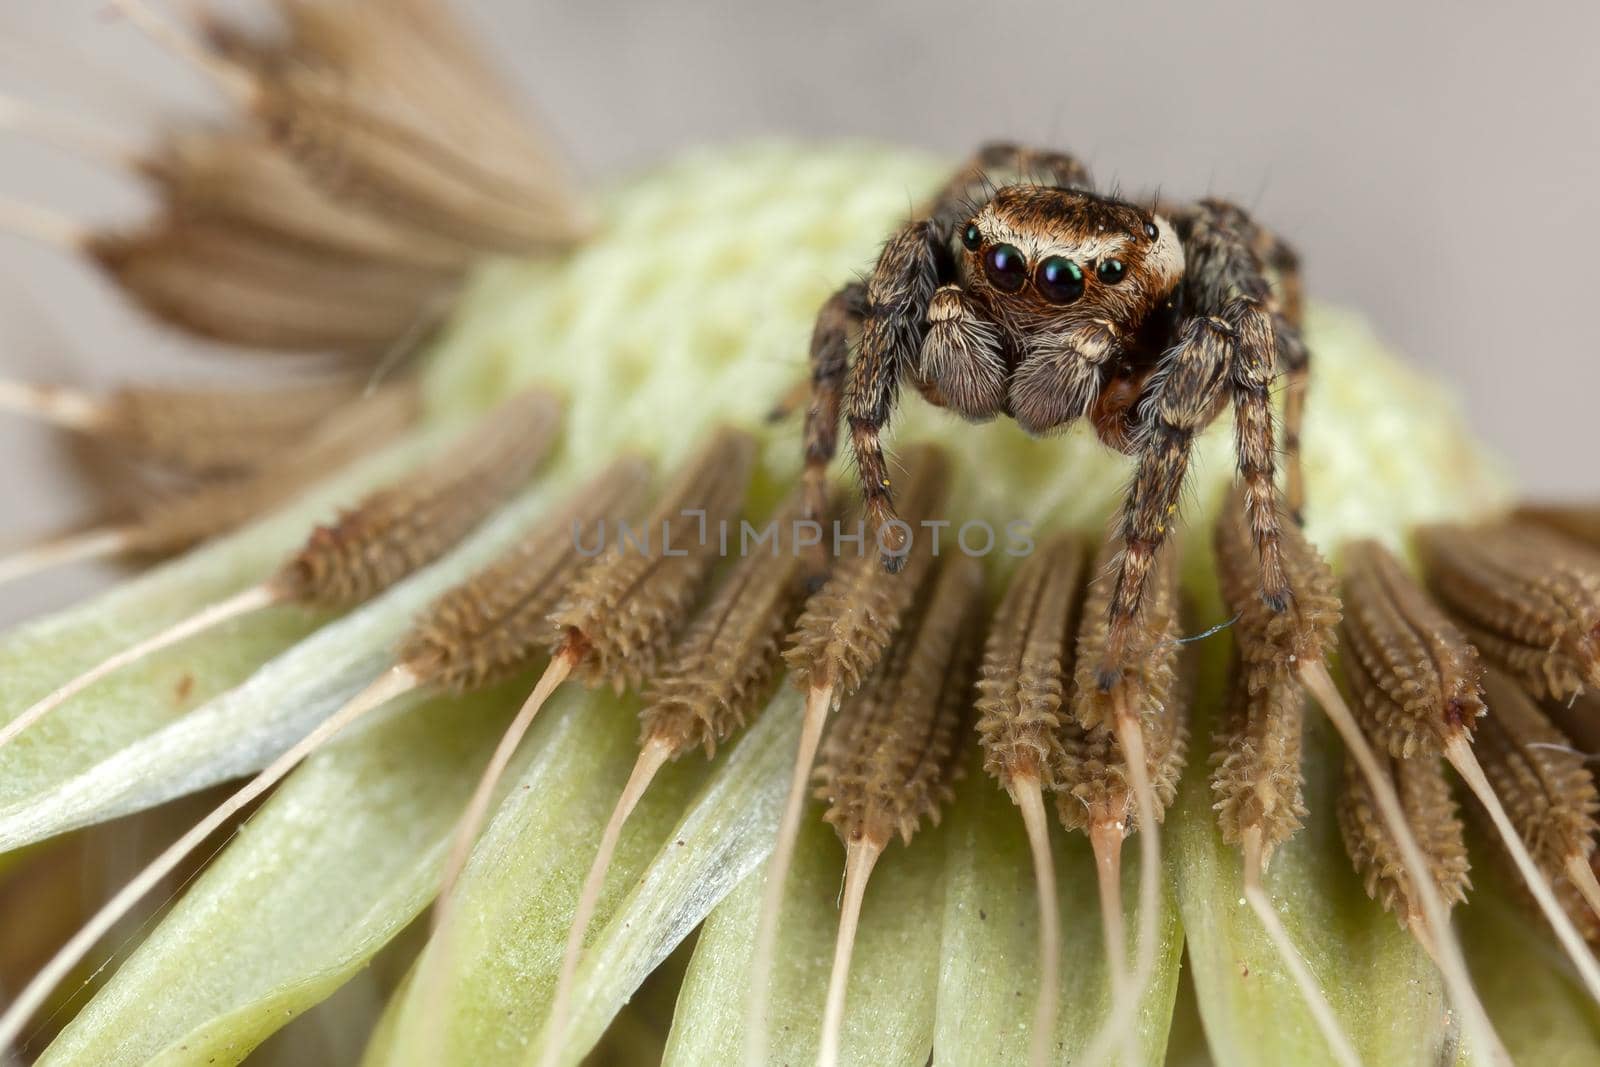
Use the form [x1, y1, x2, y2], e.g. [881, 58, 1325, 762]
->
[956, 186, 1184, 336]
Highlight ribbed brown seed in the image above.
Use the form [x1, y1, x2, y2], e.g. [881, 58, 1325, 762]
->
[1517, 504, 1600, 553]
[641, 490, 814, 758]
[1055, 703, 1190, 835]
[398, 456, 654, 693]
[1058, 537, 1188, 832]
[98, 378, 366, 476]
[975, 535, 1087, 787]
[552, 427, 758, 691]
[1418, 522, 1600, 701]
[1215, 484, 1341, 692]
[271, 388, 561, 609]
[783, 445, 951, 699]
[125, 382, 419, 555]
[814, 555, 985, 847]
[1210, 651, 1308, 855]
[1476, 669, 1600, 879]
[1337, 752, 1470, 928]
[1073, 535, 1182, 734]
[1339, 539, 1485, 758]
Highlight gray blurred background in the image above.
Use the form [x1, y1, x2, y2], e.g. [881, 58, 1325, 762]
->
[0, 0, 1596, 622]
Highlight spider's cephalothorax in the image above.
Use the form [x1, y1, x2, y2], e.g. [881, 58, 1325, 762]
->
[797, 143, 1311, 687]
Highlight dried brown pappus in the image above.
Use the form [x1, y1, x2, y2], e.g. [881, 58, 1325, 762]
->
[4, 0, 585, 359]
[542, 488, 814, 1067]
[1214, 492, 1510, 1063]
[810, 554, 984, 1067]
[747, 443, 950, 1065]
[973, 534, 1085, 1067]
[1476, 669, 1600, 935]
[1068, 534, 1187, 1067]
[437, 426, 759, 924]
[141, 129, 479, 275]
[0, 381, 419, 589]
[3, 435, 639, 1041]
[1418, 521, 1600, 703]
[87, 219, 457, 356]
[118, 0, 587, 255]
[0, 386, 558, 774]
[0, 375, 368, 478]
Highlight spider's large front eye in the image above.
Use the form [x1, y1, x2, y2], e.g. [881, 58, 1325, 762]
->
[1097, 258, 1127, 285]
[961, 223, 982, 251]
[1034, 256, 1084, 304]
[984, 244, 1028, 292]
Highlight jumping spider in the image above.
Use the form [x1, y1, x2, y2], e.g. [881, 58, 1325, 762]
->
[797, 143, 1309, 688]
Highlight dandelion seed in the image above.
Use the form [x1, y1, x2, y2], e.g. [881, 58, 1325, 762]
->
[0, 383, 418, 589]
[0, 376, 369, 478]
[0, 449, 643, 1052]
[1476, 669, 1600, 932]
[1209, 655, 1360, 1067]
[435, 426, 758, 921]
[1418, 521, 1600, 702]
[1337, 751, 1470, 937]
[1350, 534, 1600, 999]
[541, 488, 812, 1067]
[1069, 536, 1186, 1067]
[812, 554, 982, 1067]
[975, 534, 1086, 1064]
[0, 387, 558, 754]
[747, 443, 950, 1065]
[1216, 490, 1510, 1064]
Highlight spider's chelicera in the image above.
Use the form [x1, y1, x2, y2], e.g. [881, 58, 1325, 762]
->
[798, 142, 1311, 687]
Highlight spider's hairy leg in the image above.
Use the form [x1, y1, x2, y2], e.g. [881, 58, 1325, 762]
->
[846, 220, 941, 572]
[797, 281, 867, 587]
[1097, 321, 1231, 689]
[917, 284, 1007, 419]
[1265, 243, 1310, 525]
[1229, 302, 1293, 605]
[1182, 201, 1297, 614]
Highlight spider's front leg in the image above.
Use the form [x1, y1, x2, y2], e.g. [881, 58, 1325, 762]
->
[1097, 304, 1290, 690]
[795, 281, 868, 587]
[845, 220, 942, 571]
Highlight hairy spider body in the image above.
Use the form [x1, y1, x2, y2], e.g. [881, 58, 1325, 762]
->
[798, 144, 1310, 687]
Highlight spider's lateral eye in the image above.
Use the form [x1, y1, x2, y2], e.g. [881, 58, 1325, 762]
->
[961, 223, 982, 251]
[1097, 258, 1127, 285]
[984, 243, 1028, 292]
[1034, 256, 1085, 304]
[1143, 221, 1160, 241]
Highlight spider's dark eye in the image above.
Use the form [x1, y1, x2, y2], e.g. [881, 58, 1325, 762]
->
[1097, 258, 1127, 285]
[984, 243, 1028, 292]
[1034, 256, 1085, 304]
[961, 223, 982, 251]
[1143, 221, 1160, 241]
